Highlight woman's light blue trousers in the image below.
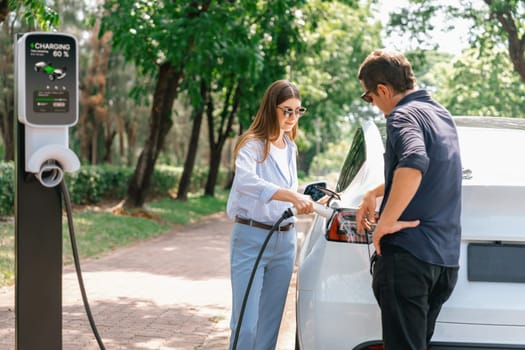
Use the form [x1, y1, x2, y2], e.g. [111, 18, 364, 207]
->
[228, 222, 296, 350]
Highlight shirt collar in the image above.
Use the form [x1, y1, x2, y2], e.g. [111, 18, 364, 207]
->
[387, 89, 431, 117]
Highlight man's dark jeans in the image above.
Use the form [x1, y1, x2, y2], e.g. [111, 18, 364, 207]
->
[372, 246, 458, 350]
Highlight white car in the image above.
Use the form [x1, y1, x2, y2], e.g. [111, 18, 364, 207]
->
[296, 117, 525, 350]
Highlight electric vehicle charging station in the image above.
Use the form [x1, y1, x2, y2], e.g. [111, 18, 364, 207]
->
[14, 32, 80, 350]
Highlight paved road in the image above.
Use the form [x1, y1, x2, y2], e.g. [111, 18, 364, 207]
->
[0, 212, 311, 349]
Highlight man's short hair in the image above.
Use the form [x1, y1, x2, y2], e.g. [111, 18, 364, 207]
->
[358, 49, 416, 94]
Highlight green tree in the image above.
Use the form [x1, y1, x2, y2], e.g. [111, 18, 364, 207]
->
[0, 0, 59, 161]
[3, 0, 59, 30]
[391, 46, 525, 118]
[436, 46, 525, 117]
[293, 0, 382, 174]
[201, 0, 307, 197]
[101, 0, 308, 205]
[96, 33, 153, 168]
[78, 17, 113, 164]
[387, 0, 525, 83]
[101, 1, 214, 207]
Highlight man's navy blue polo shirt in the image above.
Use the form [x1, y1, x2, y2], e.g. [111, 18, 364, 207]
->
[380, 90, 462, 267]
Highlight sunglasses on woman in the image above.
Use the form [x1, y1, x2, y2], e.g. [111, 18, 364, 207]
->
[277, 106, 307, 118]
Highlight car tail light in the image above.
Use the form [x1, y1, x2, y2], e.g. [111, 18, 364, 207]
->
[355, 341, 384, 350]
[358, 341, 434, 350]
[326, 209, 372, 244]
[357, 341, 433, 350]
[366, 345, 384, 350]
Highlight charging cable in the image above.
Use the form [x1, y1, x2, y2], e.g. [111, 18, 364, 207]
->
[60, 180, 106, 350]
[231, 202, 335, 350]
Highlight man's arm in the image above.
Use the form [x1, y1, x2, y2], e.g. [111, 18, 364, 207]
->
[372, 167, 421, 255]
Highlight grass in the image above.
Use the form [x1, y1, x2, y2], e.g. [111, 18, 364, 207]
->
[0, 191, 228, 287]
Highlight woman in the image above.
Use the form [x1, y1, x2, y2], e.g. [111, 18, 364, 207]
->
[227, 80, 313, 349]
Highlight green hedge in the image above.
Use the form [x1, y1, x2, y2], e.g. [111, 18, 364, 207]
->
[0, 162, 14, 216]
[0, 162, 228, 215]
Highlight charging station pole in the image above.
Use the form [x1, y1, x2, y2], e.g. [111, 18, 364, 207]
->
[14, 32, 79, 350]
[14, 122, 63, 349]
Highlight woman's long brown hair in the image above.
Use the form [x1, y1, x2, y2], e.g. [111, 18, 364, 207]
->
[233, 80, 301, 164]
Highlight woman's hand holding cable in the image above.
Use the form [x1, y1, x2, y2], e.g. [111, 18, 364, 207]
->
[292, 193, 314, 215]
[272, 188, 314, 215]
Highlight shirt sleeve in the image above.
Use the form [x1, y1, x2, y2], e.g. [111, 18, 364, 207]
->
[387, 112, 429, 174]
[233, 141, 280, 203]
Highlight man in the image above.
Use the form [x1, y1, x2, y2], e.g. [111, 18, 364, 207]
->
[356, 49, 462, 350]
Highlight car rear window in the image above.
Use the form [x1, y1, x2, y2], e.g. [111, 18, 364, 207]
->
[458, 126, 525, 185]
[336, 127, 365, 192]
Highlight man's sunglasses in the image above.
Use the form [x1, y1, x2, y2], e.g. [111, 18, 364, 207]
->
[277, 106, 307, 118]
[361, 90, 373, 104]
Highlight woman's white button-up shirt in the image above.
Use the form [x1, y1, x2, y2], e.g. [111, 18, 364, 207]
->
[227, 136, 298, 225]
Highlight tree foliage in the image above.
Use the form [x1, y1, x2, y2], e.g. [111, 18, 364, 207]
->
[100, 0, 309, 206]
[6, 0, 60, 30]
[292, 0, 382, 173]
[387, 0, 525, 83]
[436, 46, 525, 118]
[185, 1, 308, 197]
[0, 0, 60, 161]
[0, 0, 383, 191]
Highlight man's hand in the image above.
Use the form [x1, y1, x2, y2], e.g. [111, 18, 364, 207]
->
[372, 219, 420, 255]
[371, 167, 423, 254]
[356, 189, 380, 233]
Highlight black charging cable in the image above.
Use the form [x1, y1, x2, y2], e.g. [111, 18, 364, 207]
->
[60, 180, 106, 350]
[231, 208, 295, 350]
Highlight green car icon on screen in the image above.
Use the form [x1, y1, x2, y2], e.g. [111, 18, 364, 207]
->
[34, 61, 67, 80]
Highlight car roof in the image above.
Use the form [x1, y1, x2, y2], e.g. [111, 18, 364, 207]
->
[454, 116, 525, 130]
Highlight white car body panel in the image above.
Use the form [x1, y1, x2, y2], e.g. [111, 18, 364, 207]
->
[296, 117, 525, 350]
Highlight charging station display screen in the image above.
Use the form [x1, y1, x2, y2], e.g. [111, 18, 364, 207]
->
[23, 33, 77, 125]
[34, 90, 69, 113]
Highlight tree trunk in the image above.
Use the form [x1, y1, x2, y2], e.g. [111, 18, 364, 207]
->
[124, 117, 138, 167]
[205, 147, 223, 196]
[176, 79, 208, 201]
[0, 89, 14, 161]
[102, 129, 117, 163]
[224, 123, 244, 190]
[484, 0, 525, 83]
[0, 18, 14, 161]
[0, 1, 8, 23]
[123, 62, 181, 208]
[204, 84, 240, 196]
[79, 20, 112, 164]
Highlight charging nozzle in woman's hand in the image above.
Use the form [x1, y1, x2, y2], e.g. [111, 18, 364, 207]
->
[293, 194, 314, 215]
